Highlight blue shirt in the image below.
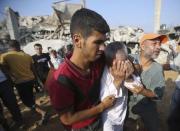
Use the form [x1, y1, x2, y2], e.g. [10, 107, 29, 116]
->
[0, 69, 7, 83]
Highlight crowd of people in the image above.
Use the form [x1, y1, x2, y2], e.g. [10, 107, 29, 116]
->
[0, 40, 73, 130]
[0, 8, 180, 131]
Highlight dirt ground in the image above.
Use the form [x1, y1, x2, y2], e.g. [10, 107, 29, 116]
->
[3, 71, 179, 131]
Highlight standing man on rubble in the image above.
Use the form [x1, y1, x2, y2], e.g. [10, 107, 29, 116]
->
[32, 43, 53, 90]
[128, 33, 168, 131]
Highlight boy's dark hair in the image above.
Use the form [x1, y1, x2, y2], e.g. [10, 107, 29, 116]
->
[70, 8, 110, 39]
[105, 41, 127, 67]
[34, 43, 42, 48]
[8, 40, 20, 50]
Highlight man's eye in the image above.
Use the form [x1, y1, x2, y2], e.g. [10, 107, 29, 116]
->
[94, 40, 104, 45]
[95, 42, 102, 45]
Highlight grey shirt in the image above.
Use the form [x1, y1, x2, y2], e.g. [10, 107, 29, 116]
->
[130, 54, 165, 104]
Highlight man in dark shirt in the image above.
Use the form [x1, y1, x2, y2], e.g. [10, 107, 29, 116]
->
[32, 43, 53, 89]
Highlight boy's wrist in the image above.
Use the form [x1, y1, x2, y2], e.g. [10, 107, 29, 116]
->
[113, 79, 123, 88]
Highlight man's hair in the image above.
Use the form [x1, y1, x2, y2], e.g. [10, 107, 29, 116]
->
[8, 40, 20, 50]
[66, 44, 73, 52]
[105, 41, 128, 67]
[47, 47, 52, 50]
[70, 8, 110, 39]
[34, 43, 42, 48]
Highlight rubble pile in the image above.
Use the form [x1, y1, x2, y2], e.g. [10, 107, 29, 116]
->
[0, 20, 10, 53]
[110, 26, 144, 43]
[22, 39, 69, 55]
[0, 2, 146, 53]
[3, 2, 83, 46]
[18, 13, 71, 44]
[1, 2, 179, 57]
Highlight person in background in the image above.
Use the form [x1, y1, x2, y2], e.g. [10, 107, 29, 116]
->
[50, 50, 64, 69]
[128, 33, 168, 131]
[32, 43, 53, 90]
[47, 47, 53, 54]
[66, 44, 73, 57]
[0, 40, 50, 125]
[0, 63, 23, 130]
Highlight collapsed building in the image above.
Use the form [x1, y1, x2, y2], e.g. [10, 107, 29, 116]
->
[0, 19, 10, 53]
[110, 26, 144, 54]
[1, 0, 145, 55]
[0, 1, 179, 55]
[1, 2, 145, 55]
[0, 1, 83, 54]
[6, 2, 83, 44]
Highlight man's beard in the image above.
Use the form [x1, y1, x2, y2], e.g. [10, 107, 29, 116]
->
[144, 52, 158, 60]
[95, 50, 104, 60]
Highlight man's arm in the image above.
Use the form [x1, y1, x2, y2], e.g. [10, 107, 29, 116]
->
[48, 60, 54, 69]
[127, 83, 161, 98]
[60, 95, 115, 125]
[30, 62, 44, 87]
[46, 53, 54, 68]
[139, 88, 157, 97]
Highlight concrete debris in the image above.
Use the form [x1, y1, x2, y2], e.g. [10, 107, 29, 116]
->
[23, 39, 69, 55]
[0, 19, 10, 53]
[111, 26, 144, 43]
[52, 2, 82, 23]
[3, 2, 81, 46]
[1, 2, 179, 59]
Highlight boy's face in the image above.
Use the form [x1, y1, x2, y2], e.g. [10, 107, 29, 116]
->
[114, 51, 127, 63]
[81, 30, 107, 61]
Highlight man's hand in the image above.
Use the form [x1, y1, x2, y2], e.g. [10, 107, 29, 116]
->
[101, 95, 116, 109]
